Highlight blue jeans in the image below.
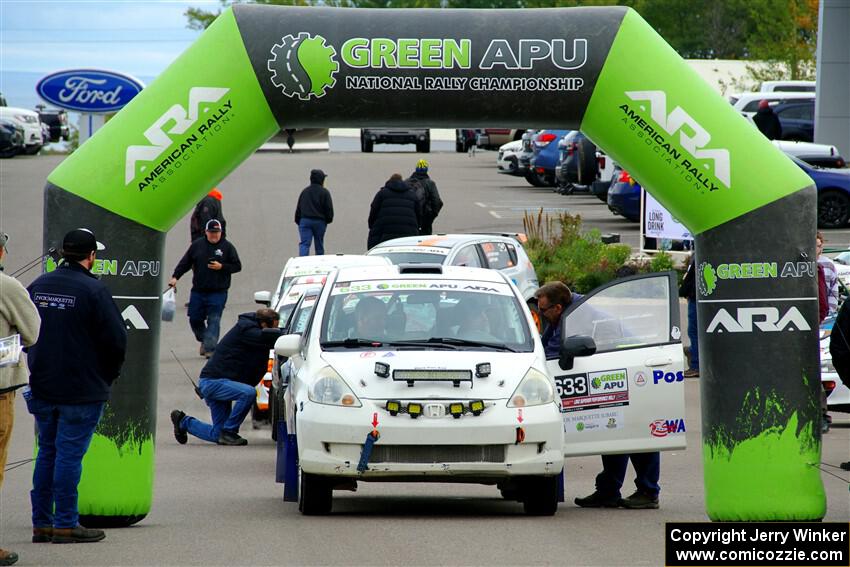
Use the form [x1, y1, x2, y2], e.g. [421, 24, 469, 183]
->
[188, 290, 227, 353]
[24, 392, 104, 529]
[180, 378, 256, 443]
[687, 298, 699, 369]
[298, 217, 327, 256]
[595, 452, 661, 497]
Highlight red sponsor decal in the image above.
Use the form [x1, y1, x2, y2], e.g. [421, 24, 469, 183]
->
[649, 419, 668, 437]
[360, 352, 377, 358]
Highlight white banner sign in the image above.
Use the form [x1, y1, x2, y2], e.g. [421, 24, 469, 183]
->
[644, 189, 693, 241]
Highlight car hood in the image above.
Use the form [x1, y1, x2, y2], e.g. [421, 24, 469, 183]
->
[321, 351, 538, 400]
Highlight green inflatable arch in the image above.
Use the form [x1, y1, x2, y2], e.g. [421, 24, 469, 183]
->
[43, 5, 824, 524]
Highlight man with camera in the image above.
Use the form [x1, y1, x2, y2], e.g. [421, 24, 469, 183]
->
[169, 219, 241, 358]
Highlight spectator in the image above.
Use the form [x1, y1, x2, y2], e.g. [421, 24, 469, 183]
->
[753, 99, 782, 140]
[171, 308, 281, 446]
[680, 253, 699, 378]
[406, 159, 443, 235]
[816, 232, 838, 316]
[294, 169, 334, 256]
[534, 281, 582, 359]
[0, 232, 41, 564]
[169, 219, 242, 358]
[189, 188, 225, 242]
[26, 228, 127, 544]
[367, 173, 421, 249]
[829, 298, 850, 468]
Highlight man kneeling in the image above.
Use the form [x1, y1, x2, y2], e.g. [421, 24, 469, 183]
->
[171, 308, 281, 446]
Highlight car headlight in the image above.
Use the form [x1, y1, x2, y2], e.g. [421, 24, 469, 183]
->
[507, 368, 554, 408]
[309, 366, 361, 407]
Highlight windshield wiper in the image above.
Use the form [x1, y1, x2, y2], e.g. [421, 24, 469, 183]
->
[422, 337, 518, 352]
[320, 338, 384, 348]
[385, 340, 458, 350]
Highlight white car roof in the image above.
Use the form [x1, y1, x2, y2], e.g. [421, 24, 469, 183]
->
[773, 140, 840, 158]
[334, 264, 509, 284]
[368, 233, 525, 251]
[282, 254, 390, 276]
[730, 91, 814, 109]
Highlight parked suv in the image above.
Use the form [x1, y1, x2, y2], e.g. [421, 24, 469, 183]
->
[36, 107, 71, 143]
[361, 128, 430, 153]
[476, 129, 524, 150]
[0, 92, 44, 155]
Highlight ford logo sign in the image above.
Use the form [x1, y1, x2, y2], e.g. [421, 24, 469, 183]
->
[36, 69, 145, 113]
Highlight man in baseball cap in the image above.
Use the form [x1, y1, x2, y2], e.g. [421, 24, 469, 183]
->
[25, 227, 126, 544]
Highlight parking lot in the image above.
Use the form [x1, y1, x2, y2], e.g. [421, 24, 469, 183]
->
[0, 146, 848, 566]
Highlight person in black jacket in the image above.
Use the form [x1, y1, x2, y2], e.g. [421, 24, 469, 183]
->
[367, 173, 421, 250]
[679, 252, 699, 378]
[170, 309, 281, 446]
[294, 169, 334, 256]
[189, 188, 225, 242]
[830, 299, 850, 469]
[26, 228, 127, 544]
[406, 159, 443, 235]
[168, 219, 241, 358]
[753, 99, 782, 140]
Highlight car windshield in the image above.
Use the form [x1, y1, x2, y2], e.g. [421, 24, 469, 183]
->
[320, 279, 533, 352]
[371, 251, 447, 265]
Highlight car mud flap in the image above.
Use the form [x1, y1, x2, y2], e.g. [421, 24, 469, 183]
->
[275, 419, 287, 484]
[357, 430, 380, 473]
[283, 433, 299, 502]
[557, 470, 565, 503]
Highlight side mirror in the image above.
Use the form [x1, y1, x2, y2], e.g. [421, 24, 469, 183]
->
[558, 335, 596, 370]
[274, 334, 302, 358]
[254, 290, 272, 306]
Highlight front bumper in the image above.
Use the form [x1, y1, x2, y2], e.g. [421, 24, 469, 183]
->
[296, 399, 564, 479]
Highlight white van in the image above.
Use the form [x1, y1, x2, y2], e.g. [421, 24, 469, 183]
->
[728, 91, 815, 121]
[759, 80, 816, 93]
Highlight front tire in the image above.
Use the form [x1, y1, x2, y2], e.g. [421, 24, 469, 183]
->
[525, 171, 548, 187]
[521, 475, 558, 516]
[818, 190, 850, 228]
[299, 470, 333, 515]
[416, 140, 430, 153]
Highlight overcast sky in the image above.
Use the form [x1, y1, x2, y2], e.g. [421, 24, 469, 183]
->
[1, 0, 212, 78]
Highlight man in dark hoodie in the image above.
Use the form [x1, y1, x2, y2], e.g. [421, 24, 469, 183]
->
[753, 99, 782, 140]
[294, 169, 334, 256]
[171, 308, 282, 446]
[406, 159, 443, 235]
[169, 219, 242, 358]
[26, 228, 127, 544]
[367, 173, 421, 249]
[189, 188, 226, 242]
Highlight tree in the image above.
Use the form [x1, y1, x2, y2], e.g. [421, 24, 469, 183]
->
[746, 0, 819, 79]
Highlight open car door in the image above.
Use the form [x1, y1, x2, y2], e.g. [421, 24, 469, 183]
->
[545, 272, 687, 457]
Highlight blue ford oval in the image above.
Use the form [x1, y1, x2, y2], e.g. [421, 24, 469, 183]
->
[36, 69, 144, 113]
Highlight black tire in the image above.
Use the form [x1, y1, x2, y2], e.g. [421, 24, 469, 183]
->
[417, 140, 430, 153]
[0, 149, 16, 159]
[456, 140, 464, 153]
[818, 190, 850, 228]
[521, 475, 559, 516]
[576, 139, 598, 186]
[299, 470, 333, 515]
[24, 145, 41, 156]
[363, 139, 373, 153]
[525, 171, 548, 187]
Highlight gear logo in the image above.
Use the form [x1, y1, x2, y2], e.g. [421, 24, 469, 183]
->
[268, 33, 339, 100]
[698, 262, 717, 297]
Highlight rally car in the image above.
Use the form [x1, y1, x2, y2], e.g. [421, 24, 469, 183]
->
[272, 264, 686, 515]
[367, 234, 539, 301]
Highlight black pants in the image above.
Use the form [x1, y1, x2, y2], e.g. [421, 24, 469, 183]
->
[420, 215, 436, 236]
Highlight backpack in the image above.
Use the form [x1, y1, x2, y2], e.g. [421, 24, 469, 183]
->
[407, 176, 431, 216]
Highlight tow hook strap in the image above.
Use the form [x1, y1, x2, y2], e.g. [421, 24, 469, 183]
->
[357, 430, 380, 473]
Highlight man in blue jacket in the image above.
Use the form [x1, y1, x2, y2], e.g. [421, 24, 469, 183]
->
[26, 228, 127, 544]
[171, 308, 282, 446]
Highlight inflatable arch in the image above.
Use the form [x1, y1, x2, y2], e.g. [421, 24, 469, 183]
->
[42, 5, 824, 524]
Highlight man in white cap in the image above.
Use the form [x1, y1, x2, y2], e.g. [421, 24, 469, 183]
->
[26, 228, 127, 544]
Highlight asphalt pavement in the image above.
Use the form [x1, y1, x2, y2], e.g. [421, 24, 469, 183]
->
[0, 146, 847, 566]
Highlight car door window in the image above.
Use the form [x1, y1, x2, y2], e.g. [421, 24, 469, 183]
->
[480, 241, 515, 269]
[563, 275, 672, 352]
[451, 245, 483, 267]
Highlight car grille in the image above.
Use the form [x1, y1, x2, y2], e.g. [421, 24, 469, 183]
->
[369, 444, 506, 463]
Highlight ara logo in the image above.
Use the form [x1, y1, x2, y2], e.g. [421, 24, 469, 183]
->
[121, 305, 149, 330]
[268, 33, 339, 100]
[649, 418, 686, 437]
[706, 306, 811, 333]
[625, 90, 730, 189]
[125, 87, 231, 186]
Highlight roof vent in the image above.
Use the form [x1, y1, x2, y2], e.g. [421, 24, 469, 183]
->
[397, 263, 444, 274]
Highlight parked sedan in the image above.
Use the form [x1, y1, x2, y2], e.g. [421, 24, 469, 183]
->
[786, 155, 850, 228]
[497, 140, 522, 174]
[527, 129, 570, 187]
[606, 169, 640, 222]
[774, 100, 814, 143]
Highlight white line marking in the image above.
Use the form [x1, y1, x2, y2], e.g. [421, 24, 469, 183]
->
[699, 297, 818, 303]
[489, 210, 502, 219]
[475, 202, 486, 208]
